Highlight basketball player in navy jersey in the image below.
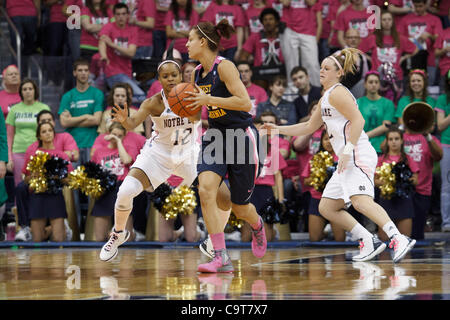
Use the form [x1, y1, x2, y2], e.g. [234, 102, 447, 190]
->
[185, 20, 267, 273]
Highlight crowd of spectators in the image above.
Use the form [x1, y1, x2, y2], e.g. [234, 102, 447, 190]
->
[0, 0, 449, 242]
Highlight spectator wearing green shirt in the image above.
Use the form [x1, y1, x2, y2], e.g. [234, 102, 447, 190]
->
[436, 73, 450, 232]
[58, 59, 104, 165]
[357, 72, 395, 153]
[5, 79, 51, 186]
[395, 69, 436, 125]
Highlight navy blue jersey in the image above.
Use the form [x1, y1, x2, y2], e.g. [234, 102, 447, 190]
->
[194, 56, 252, 130]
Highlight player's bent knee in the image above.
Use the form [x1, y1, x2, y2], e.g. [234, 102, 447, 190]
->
[115, 176, 144, 211]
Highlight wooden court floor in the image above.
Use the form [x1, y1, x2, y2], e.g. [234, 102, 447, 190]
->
[0, 246, 449, 300]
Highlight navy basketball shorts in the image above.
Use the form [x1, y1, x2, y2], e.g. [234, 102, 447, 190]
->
[197, 125, 264, 205]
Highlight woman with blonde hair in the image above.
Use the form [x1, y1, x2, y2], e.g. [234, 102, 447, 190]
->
[263, 48, 416, 263]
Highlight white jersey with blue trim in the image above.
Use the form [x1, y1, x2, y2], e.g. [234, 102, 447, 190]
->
[148, 90, 200, 152]
[320, 83, 372, 157]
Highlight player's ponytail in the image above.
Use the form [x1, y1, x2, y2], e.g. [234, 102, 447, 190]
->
[330, 48, 361, 78]
[195, 20, 235, 52]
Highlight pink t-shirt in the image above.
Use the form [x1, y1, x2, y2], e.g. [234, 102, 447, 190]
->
[319, 0, 340, 40]
[403, 133, 441, 196]
[301, 152, 338, 199]
[334, 5, 373, 39]
[0, 90, 21, 119]
[255, 147, 287, 186]
[359, 34, 416, 80]
[295, 128, 323, 191]
[135, 0, 157, 47]
[398, 12, 443, 67]
[242, 32, 284, 67]
[22, 148, 74, 175]
[435, 27, 450, 76]
[388, 0, 414, 26]
[282, 0, 322, 36]
[93, 131, 146, 153]
[154, 0, 172, 31]
[247, 83, 268, 117]
[376, 154, 419, 173]
[146, 80, 163, 98]
[245, 5, 266, 35]
[431, 0, 450, 17]
[6, 0, 38, 17]
[164, 8, 200, 53]
[49, 1, 68, 23]
[81, 6, 113, 49]
[201, 3, 246, 50]
[194, 0, 213, 12]
[99, 22, 139, 78]
[28, 132, 79, 157]
[91, 144, 139, 181]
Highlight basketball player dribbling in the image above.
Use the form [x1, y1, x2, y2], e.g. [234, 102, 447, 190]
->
[99, 57, 230, 261]
[184, 20, 267, 273]
[263, 48, 416, 263]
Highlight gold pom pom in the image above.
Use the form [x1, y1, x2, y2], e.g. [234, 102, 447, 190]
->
[68, 166, 105, 199]
[161, 185, 197, 220]
[227, 212, 244, 229]
[26, 151, 50, 193]
[308, 151, 335, 191]
[376, 162, 396, 199]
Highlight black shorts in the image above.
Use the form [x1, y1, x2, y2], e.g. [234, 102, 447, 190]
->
[250, 185, 274, 213]
[307, 197, 321, 216]
[378, 194, 415, 220]
[197, 126, 264, 205]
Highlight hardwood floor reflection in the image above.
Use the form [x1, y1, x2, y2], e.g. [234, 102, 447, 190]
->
[0, 247, 449, 300]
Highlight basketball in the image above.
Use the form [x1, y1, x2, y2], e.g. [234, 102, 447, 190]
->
[167, 82, 199, 118]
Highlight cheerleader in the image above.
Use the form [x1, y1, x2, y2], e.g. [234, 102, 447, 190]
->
[263, 48, 416, 263]
[375, 127, 419, 241]
[302, 130, 345, 242]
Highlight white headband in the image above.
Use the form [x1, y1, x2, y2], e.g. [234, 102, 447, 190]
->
[197, 25, 217, 45]
[157, 60, 181, 73]
[328, 55, 343, 71]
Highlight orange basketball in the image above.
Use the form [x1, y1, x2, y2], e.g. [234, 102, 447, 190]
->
[167, 82, 199, 118]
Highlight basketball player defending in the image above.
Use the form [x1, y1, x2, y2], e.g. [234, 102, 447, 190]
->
[264, 48, 416, 263]
[99, 59, 228, 261]
[184, 20, 267, 273]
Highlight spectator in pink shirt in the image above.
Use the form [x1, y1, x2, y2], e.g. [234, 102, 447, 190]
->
[245, 0, 269, 36]
[387, 0, 415, 26]
[240, 7, 284, 67]
[359, 10, 418, 97]
[398, 0, 443, 85]
[165, 0, 200, 62]
[318, 0, 340, 62]
[201, 0, 246, 61]
[0, 65, 21, 120]
[80, 0, 114, 63]
[429, 0, 450, 29]
[99, 3, 147, 103]
[403, 127, 442, 240]
[335, 0, 373, 49]
[280, 0, 322, 92]
[236, 61, 268, 117]
[5, 0, 40, 69]
[128, 0, 157, 59]
[435, 27, 450, 91]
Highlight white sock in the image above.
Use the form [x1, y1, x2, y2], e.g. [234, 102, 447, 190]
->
[382, 221, 400, 239]
[350, 223, 373, 241]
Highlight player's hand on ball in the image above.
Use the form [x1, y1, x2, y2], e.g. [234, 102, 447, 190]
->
[111, 103, 129, 123]
[184, 84, 209, 112]
[337, 153, 350, 174]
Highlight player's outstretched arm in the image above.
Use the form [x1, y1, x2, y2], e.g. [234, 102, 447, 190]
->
[262, 103, 323, 137]
[111, 98, 154, 130]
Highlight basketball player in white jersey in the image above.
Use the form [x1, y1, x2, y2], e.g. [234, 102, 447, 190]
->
[99, 59, 231, 261]
[263, 48, 416, 263]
